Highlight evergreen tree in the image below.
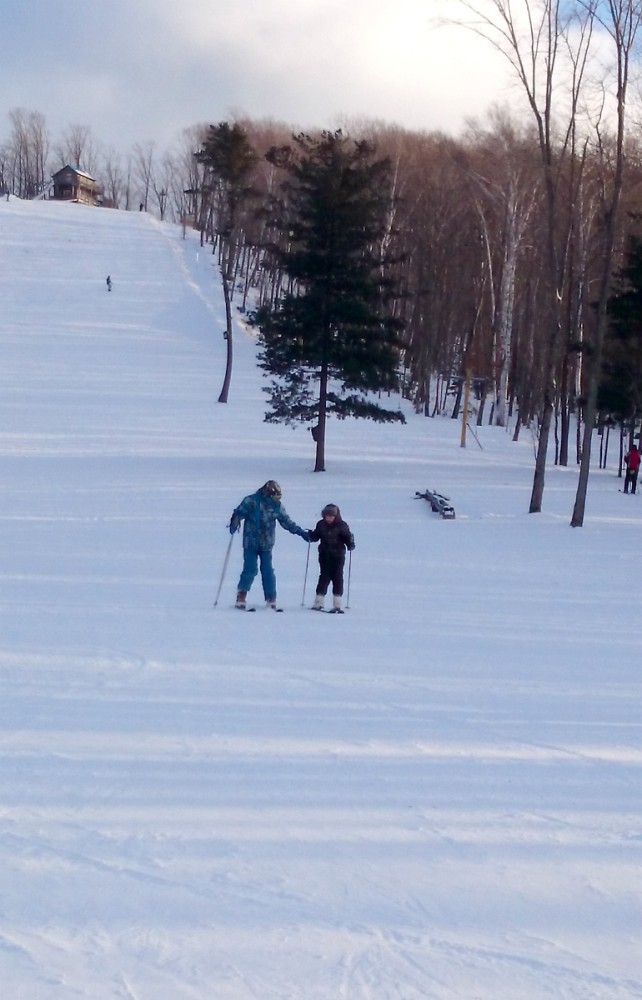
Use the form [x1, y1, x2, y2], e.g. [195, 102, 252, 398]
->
[251, 131, 405, 471]
[601, 233, 642, 434]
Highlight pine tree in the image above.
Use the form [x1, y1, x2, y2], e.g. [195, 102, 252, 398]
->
[251, 131, 405, 471]
[601, 233, 642, 431]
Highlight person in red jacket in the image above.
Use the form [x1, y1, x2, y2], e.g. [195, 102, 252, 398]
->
[308, 503, 355, 613]
[624, 443, 641, 494]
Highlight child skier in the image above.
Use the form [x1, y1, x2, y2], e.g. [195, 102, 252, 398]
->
[308, 503, 355, 613]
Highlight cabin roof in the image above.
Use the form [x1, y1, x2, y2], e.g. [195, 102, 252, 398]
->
[51, 165, 97, 183]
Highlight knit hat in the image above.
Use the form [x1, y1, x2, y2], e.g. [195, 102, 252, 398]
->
[262, 480, 282, 500]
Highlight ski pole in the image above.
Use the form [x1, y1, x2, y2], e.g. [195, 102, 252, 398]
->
[301, 540, 311, 606]
[346, 549, 352, 609]
[214, 532, 235, 607]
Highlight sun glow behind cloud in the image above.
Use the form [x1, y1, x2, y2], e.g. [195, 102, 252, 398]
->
[162, 0, 516, 132]
[0, 0, 518, 149]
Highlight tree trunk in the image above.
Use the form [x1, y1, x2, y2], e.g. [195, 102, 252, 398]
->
[559, 353, 570, 466]
[570, 3, 640, 525]
[315, 362, 328, 472]
[493, 191, 522, 427]
[218, 271, 234, 403]
[529, 398, 553, 513]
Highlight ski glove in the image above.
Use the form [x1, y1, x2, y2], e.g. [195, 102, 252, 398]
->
[229, 514, 240, 535]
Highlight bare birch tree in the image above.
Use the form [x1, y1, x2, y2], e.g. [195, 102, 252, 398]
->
[462, 114, 539, 426]
[446, 0, 594, 511]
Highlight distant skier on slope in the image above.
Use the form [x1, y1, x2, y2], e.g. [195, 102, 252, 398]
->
[229, 480, 308, 609]
[308, 503, 355, 613]
[106, 275, 112, 291]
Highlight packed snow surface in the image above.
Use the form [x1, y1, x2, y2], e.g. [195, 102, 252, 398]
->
[0, 197, 640, 1000]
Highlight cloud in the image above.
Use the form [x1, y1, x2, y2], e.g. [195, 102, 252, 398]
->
[0, 0, 516, 153]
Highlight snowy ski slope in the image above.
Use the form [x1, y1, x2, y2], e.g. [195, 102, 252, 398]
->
[0, 197, 640, 1000]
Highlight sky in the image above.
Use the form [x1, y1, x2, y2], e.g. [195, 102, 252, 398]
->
[0, 0, 515, 154]
[0, 194, 640, 1000]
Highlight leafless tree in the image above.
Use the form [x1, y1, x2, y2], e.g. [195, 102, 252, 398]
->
[0, 146, 8, 196]
[101, 148, 126, 208]
[571, 0, 642, 526]
[150, 152, 174, 221]
[122, 155, 134, 212]
[166, 125, 209, 225]
[5, 108, 50, 197]
[447, 1, 597, 512]
[461, 113, 539, 426]
[196, 122, 260, 403]
[132, 140, 155, 211]
[53, 124, 101, 175]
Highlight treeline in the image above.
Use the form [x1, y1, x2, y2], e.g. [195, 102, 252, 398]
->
[191, 112, 642, 459]
[0, 108, 206, 219]
[191, 1, 642, 527]
[3, 103, 642, 490]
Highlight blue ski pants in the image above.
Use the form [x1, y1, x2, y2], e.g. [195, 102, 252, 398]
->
[238, 547, 276, 599]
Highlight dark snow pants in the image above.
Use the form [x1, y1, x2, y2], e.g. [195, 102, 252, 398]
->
[624, 468, 639, 494]
[316, 551, 345, 597]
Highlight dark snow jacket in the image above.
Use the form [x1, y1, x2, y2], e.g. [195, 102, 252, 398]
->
[308, 510, 355, 559]
[231, 491, 308, 551]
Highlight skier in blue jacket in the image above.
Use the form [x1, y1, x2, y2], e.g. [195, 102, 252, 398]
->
[229, 480, 308, 609]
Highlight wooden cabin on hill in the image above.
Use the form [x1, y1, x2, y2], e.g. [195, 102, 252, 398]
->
[51, 165, 100, 205]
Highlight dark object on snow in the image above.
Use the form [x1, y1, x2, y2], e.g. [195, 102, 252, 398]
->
[106, 275, 112, 291]
[415, 489, 456, 519]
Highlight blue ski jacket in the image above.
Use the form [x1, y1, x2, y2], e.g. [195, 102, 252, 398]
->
[230, 490, 308, 551]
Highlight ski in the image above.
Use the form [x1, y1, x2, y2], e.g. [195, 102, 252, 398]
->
[235, 605, 283, 612]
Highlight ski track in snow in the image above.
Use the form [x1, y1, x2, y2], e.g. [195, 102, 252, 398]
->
[0, 198, 641, 999]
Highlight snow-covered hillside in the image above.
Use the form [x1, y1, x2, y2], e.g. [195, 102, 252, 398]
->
[0, 197, 640, 1000]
